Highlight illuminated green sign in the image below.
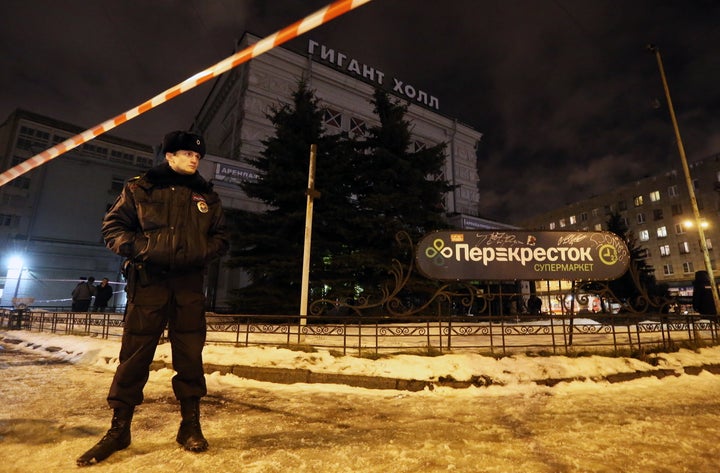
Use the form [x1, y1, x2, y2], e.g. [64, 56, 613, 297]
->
[416, 230, 630, 281]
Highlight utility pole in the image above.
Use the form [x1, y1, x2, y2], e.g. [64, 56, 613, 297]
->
[299, 144, 319, 341]
[648, 44, 720, 314]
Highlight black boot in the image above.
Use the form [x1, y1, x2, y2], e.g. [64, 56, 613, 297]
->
[176, 397, 208, 452]
[77, 405, 134, 466]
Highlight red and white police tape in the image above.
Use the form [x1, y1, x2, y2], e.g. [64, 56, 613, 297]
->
[0, 0, 373, 188]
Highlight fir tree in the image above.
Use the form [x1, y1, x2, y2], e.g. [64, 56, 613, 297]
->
[604, 211, 667, 310]
[225, 85, 455, 315]
[225, 81, 353, 314]
[348, 88, 454, 306]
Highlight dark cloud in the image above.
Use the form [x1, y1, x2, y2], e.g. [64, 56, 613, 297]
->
[2, 0, 719, 224]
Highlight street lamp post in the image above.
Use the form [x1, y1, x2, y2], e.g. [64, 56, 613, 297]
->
[648, 44, 720, 314]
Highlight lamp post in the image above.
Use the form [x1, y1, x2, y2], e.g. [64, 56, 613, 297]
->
[648, 44, 720, 314]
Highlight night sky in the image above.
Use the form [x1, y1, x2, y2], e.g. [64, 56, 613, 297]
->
[2, 1, 719, 225]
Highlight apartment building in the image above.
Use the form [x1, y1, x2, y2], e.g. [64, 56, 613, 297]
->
[520, 153, 720, 295]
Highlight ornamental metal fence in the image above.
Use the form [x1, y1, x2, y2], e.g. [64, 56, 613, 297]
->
[2, 232, 717, 356]
[2, 308, 718, 357]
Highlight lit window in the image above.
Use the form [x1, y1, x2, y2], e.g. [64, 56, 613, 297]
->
[569, 215, 577, 225]
[639, 230, 650, 241]
[634, 195, 644, 206]
[678, 241, 690, 254]
[549, 222, 556, 230]
[594, 223, 603, 231]
[707, 239, 713, 250]
[649, 190, 660, 202]
[657, 226, 667, 238]
[659, 244, 670, 256]
[559, 218, 566, 228]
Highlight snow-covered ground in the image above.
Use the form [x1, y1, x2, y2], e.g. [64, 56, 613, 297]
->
[2, 330, 720, 472]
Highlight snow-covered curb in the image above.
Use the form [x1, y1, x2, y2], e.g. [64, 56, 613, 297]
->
[4, 330, 720, 389]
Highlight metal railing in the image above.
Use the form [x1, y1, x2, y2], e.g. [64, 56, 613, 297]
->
[2, 309, 718, 356]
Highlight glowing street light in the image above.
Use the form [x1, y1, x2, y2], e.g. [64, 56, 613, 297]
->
[683, 219, 709, 230]
[6, 254, 25, 303]
[7, 255, 24, 270]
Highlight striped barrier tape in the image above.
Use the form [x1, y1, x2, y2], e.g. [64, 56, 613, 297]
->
[0, 0, 373, 187]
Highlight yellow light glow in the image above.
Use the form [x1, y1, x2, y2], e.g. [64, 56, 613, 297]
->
[684, 219, 709, 229]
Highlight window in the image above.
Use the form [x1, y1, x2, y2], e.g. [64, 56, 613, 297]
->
[0, 213, 20, 226]
[678, 241, 690, 254]
[136, 156, 153, 168]
[663, 264, 674, 275]
[349, 117, 367, 137]
[653, 209, 663, 220]
[637, 213, 646, 224]
[675, 223, 685, 234]
[412, 140, 427, 152]
[592, 208, 600, 217]
[639, 229, 650, 241]
[659, 244, 670, 256]
[657, 226, 668, 238]
[109, 150, 134, 164]
[559, 218, 566, 228]
[683, 262, 694, 274]
[9, 177, 30, 190]
[594, 223, 603, 231]
[111, 177, 125, 192]
[580, 212, 588, 222]
[323, 108, 342, 128]
[671, 204, 683, 216]
[604, 205, 613, 215]
[707, 239, 713, 250]
[668, 185, 679, 197]
[549, 222, 556, 230]
[569, 215, 577, 225]
[649, 190, 660, 202]
[634, 195, 644, 207]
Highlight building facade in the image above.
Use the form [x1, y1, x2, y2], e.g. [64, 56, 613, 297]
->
[520, 153, 720, 296]
[0, 109, 155, 308]
[192, 33, 486, 225]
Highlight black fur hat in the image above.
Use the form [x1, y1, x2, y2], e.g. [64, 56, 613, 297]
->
[162, 131, 206, 158]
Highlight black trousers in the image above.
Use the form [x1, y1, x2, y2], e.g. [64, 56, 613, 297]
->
[107, 271, 207, 408]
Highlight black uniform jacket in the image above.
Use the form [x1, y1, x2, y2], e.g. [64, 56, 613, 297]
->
[102, 163, 229, 272]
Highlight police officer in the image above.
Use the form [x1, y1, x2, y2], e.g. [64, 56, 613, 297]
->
[78, 131, 229, 466]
